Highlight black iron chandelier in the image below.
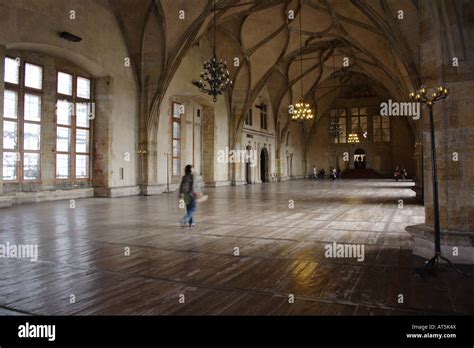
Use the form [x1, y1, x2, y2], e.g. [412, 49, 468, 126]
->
[194, 0, 232, 102]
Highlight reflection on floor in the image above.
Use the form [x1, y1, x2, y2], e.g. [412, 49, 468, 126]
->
[0, 179, 473, 315]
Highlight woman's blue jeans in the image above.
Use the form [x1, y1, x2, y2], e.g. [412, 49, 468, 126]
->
[184, 197, 196, 225]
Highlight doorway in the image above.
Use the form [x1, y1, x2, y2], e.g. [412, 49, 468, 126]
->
[260, 147, 269, 182]
[354, 148, 366, 169]
[287, 154, 293, 178]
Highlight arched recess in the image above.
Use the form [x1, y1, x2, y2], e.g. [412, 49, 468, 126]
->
[354, 148, 367, 169]
[4, 43, 116, 192]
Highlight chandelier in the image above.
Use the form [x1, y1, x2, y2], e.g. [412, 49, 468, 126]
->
[291, 0, 314, 122]
[347, 133, 360, 143]
[293, 101, 313, 121]
[196, 58, 232, 102]
[193, 0, 232, 102]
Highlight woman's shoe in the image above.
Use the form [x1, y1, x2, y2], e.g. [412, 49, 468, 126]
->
[190, 223, 196, 227]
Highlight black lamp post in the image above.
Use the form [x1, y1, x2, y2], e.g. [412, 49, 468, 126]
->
[410, 86, 468, 277]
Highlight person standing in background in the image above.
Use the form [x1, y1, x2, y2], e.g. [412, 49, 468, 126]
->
[179, 165, 202, 227]
[312, 165, 318, 180]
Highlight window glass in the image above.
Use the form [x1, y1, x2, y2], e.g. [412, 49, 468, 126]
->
[24, 63, 43, 90]
[4, 90, 18, 119]
[56, 127, 71, 152]
[76, 129, 89, 153]
[56, 100, 73, 125]
[24, 94, 41, 121]
[76, 77, 91, 99]
[57, 72, 73, 95]
[3, 152, 18, 180]
[172, 159, 180, 176]
[23, 123, 41, 151]
[23, 152, 40, 180]
[76, 103, 90, 128]
[173, 139, 180, 157]
[4, 57, 19, 84]
[173, 103, 181, 118]
[3, 121, 17, 150]
[173, 121, 180, 139]
[56, 154, 70, 179]
[75, 155, 89, 178]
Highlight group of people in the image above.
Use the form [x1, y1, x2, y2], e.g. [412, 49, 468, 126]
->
[312, 165, 342, 180]
[394, 166, 408, 181]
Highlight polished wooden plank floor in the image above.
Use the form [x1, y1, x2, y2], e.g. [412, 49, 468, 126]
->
[1, 179, 473, 315]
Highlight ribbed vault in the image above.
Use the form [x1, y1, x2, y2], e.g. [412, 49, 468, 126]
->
[108, 0, 423, 173]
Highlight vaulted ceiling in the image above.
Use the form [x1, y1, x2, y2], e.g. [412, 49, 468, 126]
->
[109, 0, 422, 146]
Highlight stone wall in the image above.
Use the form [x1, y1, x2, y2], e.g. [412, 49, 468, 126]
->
[419, 0, 474, 234]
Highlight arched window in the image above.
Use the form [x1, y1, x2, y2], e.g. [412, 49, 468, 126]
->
[2, 54, 94, 187]
[56, 71, 92, 179]
[3, 57, 43, 181]
[172, 102, 182, 176]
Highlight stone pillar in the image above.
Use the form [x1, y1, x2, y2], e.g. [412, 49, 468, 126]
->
[407, 0, 474, 263]
[93, 76, 112, 190]
[0, 45, 5, 194]
[202, 106, 215, 185]
[232, 143, 245, 186]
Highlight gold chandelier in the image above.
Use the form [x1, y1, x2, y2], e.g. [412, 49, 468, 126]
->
[347, 133, 360, 143]
[291, 0, 314, 122]
[292, 101, 314, 121]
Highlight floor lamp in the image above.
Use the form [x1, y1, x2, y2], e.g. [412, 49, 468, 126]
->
[409, 86, 469, 277]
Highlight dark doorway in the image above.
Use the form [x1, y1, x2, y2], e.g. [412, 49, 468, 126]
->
[354, 148, 366, 169]
[287, 154, 293, 179]
[260, 147, 269, 182]
[246, 145, 252, 184]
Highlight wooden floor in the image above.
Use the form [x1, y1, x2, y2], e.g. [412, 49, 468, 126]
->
[0, 179, 473, 315]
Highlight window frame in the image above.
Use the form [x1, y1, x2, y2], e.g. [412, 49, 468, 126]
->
[171, 102, 182, 177]
[373, 114, 390, 143]
[2, 57, 44, 182]
[330, 108, 347, 144]
[55, 70, 93, 181]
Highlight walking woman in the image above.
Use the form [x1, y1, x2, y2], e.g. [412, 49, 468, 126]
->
[179, 165, 202, 227]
